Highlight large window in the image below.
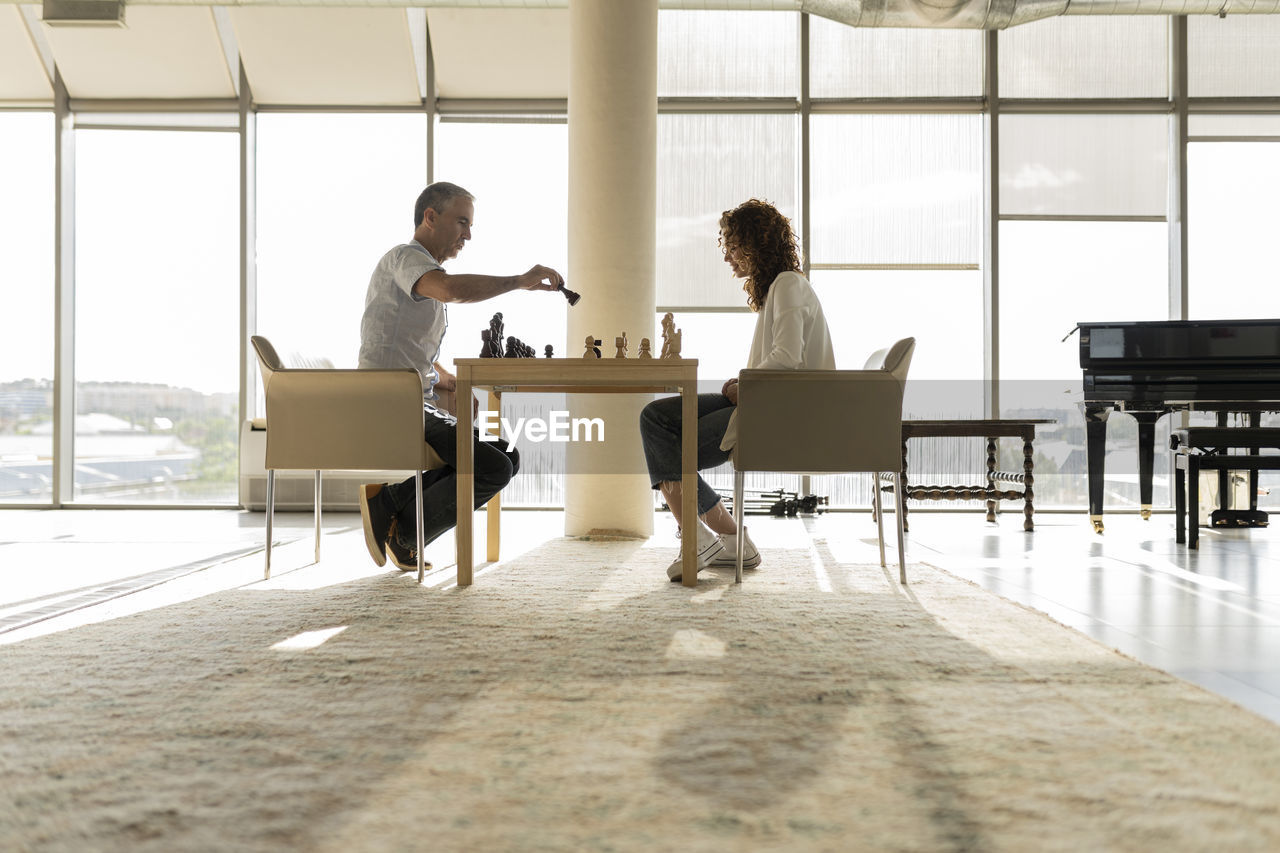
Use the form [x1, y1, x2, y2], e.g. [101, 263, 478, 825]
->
[0, 114, 55, 504]
[657, 113, 799, 310]
[999, 221, 1169, 508]
[74, 129, 240, 503]
[998, 15, 1168, 99]
[1188, 140, 1280, 320]
[256, 113, 427, 369]
[435, 121, 569, 506]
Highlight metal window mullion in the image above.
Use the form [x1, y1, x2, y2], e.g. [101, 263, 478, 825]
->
[983, 29, 999, 419]
[239, 61, 257, 435]
[800, 12, 810, 498]
[799, 12, 810, 278]
[1170, 15, 1189, 322]
[53, 70, 74, 506]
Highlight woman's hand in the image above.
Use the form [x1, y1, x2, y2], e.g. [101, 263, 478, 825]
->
[722, 377, 739, 405]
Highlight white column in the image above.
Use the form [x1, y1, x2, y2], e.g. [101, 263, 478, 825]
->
[565, 0, 659, 538]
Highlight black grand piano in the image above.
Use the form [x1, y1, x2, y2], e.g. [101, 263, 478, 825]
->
[1079, 318, 1280, 533]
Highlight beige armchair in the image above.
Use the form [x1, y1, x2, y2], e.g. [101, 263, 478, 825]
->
[250, 336, 446, 581]
[731, 338, 915, 584]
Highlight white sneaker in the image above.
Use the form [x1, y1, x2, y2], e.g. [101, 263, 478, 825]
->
[666, 522, 726, 581]
[709, 528, 762, 570]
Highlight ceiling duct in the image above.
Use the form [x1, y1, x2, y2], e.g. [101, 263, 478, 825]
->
[803, 0, 1280, 29]
[42, 0, 126, 27]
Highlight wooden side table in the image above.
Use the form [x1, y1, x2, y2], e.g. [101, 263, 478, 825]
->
[894, 419, 1055, 531]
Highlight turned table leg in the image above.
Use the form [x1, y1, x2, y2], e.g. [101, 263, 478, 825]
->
[1023, 434, 1035, 531]
[986, 437, 997, 522]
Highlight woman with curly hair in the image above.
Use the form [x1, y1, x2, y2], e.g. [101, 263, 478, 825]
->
[640, 198, 836, 581]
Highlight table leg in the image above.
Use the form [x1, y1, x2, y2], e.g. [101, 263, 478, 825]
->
[456, 371, 474, 586]
[1022, 433, 1035, 532]
[985, 437, 997, 523]
[681, 381, 698, 587]
[900, 439, 910, 533]
[486, 390, 502, 563]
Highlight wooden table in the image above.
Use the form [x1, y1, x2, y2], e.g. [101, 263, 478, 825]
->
[453, 358, 701, 587]
[896, 419, 1055, 531]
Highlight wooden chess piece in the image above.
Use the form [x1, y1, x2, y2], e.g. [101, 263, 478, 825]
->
[480, 329, 494, 358]
[666, 327, 682, 359]
[544, 344, 554, 358]
[660, 312, 675, 359]
[583, 335, 602, 358]
[505, 335, 518, 358]
[637, 337, 652, 359]
[615, 332, 628, 358]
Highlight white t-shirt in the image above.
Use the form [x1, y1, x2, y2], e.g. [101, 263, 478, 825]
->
[358, 240, 448, 406]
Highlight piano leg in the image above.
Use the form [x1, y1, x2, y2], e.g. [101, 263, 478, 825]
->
[1085, 406, 1110, 534]
[1188, 452, 1200, 549]
[1174, 452, 1187, 544]
[1134, 412, 1160, 521]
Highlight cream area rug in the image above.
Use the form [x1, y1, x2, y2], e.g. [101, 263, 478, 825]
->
[3, 531, 1280, 852]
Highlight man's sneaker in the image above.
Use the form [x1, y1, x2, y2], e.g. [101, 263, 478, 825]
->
[386, 522, 432, 573]
[359, 484, 393, 567]
[666, 521, 726, 582]
[709, 528, 762, 570]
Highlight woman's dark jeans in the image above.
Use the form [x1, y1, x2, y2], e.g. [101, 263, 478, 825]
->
[639, 393, 735, 516]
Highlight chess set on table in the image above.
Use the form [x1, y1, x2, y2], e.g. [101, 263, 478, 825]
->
[477, 300, 686, 361]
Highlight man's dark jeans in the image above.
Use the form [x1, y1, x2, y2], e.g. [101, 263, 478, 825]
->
[381, 411, 519, 552]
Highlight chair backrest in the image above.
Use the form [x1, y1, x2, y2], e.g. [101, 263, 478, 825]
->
[735, 338, 915, 475]
[862, 337, 915, 381]
[250, 335, 284, 390]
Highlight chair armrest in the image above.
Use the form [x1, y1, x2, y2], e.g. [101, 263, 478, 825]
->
[264, 369, 432, 471]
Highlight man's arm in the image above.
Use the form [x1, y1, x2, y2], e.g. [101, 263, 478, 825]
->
[433, 361, 456, 392]
[413, 265, 563, 304]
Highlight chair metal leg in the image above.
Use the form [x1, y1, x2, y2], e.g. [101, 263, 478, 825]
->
[894, 472, 908, 584]
[733, 471, 745, 583]
[873, 472, 886, 568]
[264, 469, 275, 580]
[415, 470, 426, 583]
[314, 470, 322, 563]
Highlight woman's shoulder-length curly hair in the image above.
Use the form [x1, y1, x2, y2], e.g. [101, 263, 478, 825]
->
[718, 198, 802, 312]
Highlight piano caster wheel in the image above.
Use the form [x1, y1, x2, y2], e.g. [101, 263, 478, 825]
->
[1140, 505, 1152, 521]
[1090, 516, 1105, 535]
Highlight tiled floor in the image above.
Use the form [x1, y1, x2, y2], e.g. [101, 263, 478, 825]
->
[2, 505, 1279, 725]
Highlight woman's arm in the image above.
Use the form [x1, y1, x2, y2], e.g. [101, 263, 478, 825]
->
[753, 274, 809, 370]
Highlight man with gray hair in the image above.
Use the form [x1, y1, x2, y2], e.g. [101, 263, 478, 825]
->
[358, 181, 564, 570]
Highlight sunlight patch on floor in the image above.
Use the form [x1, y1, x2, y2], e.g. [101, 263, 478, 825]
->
[271, 626, 348, 650]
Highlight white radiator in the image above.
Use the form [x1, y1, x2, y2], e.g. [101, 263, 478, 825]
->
[238, 421, 413, 511]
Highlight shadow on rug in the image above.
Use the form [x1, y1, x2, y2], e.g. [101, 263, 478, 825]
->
[2, 535, 1279, 852]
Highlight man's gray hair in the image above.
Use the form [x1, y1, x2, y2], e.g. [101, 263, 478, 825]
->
[414, 182, 475, 228]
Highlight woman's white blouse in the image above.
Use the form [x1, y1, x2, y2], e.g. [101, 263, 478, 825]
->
[719, 270, 836, 451]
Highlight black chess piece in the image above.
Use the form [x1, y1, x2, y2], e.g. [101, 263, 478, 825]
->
[480, 329, 494, 358]
[505, 335, 518, 358]
[558, 283, 581, 306]
[544, 344, 554, 358]
[488, 313, 505, 357]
